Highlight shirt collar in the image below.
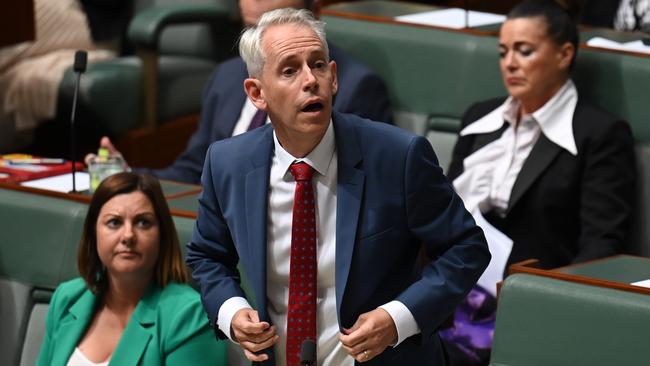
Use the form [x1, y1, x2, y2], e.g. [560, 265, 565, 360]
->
[273, 120, 336, 178]
[460, 80, 578, 155]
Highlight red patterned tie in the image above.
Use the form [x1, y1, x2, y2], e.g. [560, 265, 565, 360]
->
[286, 162, 317, 366]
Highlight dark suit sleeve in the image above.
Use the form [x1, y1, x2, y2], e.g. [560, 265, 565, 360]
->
[396, 136, 490, 339]
[136, 70, 221, 184]
[185, 144, 247, 339]
[574, 119, 636, 262]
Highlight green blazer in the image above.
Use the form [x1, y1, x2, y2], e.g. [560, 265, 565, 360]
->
[36, 278, 226, 366]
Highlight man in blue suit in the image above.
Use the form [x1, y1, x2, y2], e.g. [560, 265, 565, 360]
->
[186, 8, 489, 366]
[91, 0, 392, 184]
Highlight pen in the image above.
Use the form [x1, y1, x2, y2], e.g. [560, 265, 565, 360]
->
[6, 158, 66, 165]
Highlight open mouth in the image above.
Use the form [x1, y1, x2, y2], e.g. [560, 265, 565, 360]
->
[302, 102, 324, 113]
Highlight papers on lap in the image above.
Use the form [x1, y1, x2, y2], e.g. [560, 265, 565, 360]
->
[473, 210, 513, 297]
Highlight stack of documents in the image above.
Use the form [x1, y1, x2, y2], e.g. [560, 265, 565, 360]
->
[395, 8, 505, 29]
[586, 37, 650, 54]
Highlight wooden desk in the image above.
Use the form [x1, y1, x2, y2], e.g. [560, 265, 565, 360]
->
[0, 178, 201, 219]
[322, 0, 500, 35]
[323, 0, 650, 57]
[509, 255, 650, 296]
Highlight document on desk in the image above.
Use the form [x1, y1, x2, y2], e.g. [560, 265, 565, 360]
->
[586, 37, 650, 55]
[395, 8, 505, 29]
[473, 209, 513, 297]
[21, 172, 90, 193]
[631, 279, 650, 288]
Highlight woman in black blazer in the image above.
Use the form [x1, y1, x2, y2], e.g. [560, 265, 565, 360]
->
[442, 1, 636, 364]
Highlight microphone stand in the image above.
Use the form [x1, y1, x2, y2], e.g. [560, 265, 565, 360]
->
[70, 50, 87, 193]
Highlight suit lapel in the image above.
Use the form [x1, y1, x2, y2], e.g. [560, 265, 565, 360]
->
[108, 286, 158, 366]
[245, 127, 274, 317]
[51, 290, 96, 366]
[467, 123, 509, 157]
[332, 113, 365, 319]
[508, 133, 562, 211]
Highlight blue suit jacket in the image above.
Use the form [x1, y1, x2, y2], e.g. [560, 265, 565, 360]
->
[187, 112, 490, 365]
[143, 45, 393, 184]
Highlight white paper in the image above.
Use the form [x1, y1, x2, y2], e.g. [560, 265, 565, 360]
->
[586, 37, 650, 55]
[631, 278, 650, 288]
[473, 209, 513, 296]
[395, 8, 505, 29]
[21, 172, 90, 193]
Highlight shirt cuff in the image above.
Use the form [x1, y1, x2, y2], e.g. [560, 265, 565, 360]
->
[379, 301, 421, 346]
[218, 296, 253, 342]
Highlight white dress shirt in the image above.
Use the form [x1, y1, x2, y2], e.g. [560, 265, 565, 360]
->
[453, 80, 578, 215]
[218, 121, 419, 365]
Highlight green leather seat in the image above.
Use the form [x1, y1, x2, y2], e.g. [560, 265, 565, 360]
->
[491, 274, 650, 366]
[56, 0, 240, 140]
[0, 188, 86, 366]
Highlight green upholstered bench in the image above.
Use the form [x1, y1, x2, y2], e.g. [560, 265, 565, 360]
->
[0, 188, 86, 366]
[323, 15, 505, 172]
[573, 48, 650, 257]
[491, 273, 650, 366]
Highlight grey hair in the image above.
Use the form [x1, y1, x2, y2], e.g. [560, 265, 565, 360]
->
[239, 8, 329, 78]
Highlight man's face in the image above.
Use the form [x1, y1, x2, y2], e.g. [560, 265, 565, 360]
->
[245, 23, 337, 152]
[240, 0, 304, 26]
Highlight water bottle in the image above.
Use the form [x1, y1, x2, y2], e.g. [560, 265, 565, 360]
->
[88, 148, 126, 193]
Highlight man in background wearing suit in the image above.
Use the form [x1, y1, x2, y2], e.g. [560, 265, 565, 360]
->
[187, 8, 489, 366]
[91, 0, 392, 184]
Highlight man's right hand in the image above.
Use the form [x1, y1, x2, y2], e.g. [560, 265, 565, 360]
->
[84, 136, 128, 168]
[231, 308, 278, 362]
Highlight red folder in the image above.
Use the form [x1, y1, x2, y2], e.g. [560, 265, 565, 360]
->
[0, 155, 84, 183]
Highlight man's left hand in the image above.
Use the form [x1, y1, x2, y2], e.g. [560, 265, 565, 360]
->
[339, 308, 397, 363]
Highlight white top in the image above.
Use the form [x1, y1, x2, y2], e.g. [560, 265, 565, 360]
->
[218, 121, 419, 365]
[231, 98, 271, 136]
[66, 348, 109, 366]
[453, 80, 578, 215]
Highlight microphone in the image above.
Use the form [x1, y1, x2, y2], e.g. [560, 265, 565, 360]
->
[300, 339, 316, 366]
[70, 50, 87, 193]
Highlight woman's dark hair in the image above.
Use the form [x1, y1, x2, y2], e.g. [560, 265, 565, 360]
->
[507, 0, 579, 68]
[78, 172, 189, 295]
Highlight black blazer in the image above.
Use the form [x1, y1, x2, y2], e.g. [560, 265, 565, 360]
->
[448, 97, 636, 269]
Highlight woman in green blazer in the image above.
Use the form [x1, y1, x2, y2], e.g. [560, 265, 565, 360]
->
[37, 172, 225, 365]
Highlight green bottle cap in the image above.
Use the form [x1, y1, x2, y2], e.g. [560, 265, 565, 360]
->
[98, 148, 109, 157]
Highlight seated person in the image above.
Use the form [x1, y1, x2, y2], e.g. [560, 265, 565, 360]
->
[90, 0, 393, 184]
[443, 0, 637, 364]
[614, 0, 650, 33]
[0, 0, 127, 152]
[37, 172, 223, 365]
